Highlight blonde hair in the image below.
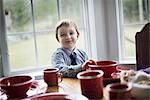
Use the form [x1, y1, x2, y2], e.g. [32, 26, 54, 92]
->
[55, 19, 79, 42]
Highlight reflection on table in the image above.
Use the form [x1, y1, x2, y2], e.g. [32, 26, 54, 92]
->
[44, 78, 108, 100]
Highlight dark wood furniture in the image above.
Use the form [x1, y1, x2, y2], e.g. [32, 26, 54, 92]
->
[135, 23, 150, 70]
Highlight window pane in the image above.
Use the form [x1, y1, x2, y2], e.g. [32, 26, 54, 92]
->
[4, 0, 37, 71]
[36, 32, 60, 66]
[60, 0, 84, 27]
[4, 0, 32, 32]
[121, 0, 149, 58]
[33, 0, 58, 66]
[34, 0, 58, 30]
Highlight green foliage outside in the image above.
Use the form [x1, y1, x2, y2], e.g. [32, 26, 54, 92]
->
[60, 0, 83, 27]
[4, 0, 30, 31]
[4, 0, 58, 32]
[123, 0, 149, 23]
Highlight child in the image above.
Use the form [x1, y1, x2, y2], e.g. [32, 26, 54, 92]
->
[51, 19, 95, 77]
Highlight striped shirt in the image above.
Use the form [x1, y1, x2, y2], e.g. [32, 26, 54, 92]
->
[51, 47, 88, 77]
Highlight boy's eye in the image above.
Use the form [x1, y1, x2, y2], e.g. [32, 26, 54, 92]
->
[60, 34, 65, 37]
[70, 32, 74, 35]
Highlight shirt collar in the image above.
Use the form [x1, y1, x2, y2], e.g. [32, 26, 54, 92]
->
[62, 47, 77, 56]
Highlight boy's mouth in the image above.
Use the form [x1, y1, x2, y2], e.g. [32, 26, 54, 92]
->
[66, 40, 72, 44]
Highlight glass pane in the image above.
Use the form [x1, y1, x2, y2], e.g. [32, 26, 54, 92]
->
[36, 32, 59, 66]
[76, 30, 86, 50]
[33, 0, 59, 66]
[34, 0, 58, 31]
[4, 0, 32, 33]
[122, 0, 149, 58]
[4, 0, 36, 71]
[60, 0, 84, 28]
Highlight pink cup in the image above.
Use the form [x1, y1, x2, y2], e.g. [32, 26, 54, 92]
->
[43, 68, 63, 87]
[106, 83, 132, 100]
[89, 60, 118, 78]
[77, 70, 104, 99]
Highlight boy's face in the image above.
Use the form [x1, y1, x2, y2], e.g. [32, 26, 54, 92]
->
[57, 25, 79, 49]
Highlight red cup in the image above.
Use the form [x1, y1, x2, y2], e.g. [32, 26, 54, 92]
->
[106, 83, 132, 100]
[111, 71, 121, 79]
[77, 70, 104, 99]
[89, 60, 117, 78]
[43, 68, 63, 87]
[0, 75, 34, 99]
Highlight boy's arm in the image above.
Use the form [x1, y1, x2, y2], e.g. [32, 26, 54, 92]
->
[51, 52, 83, 77]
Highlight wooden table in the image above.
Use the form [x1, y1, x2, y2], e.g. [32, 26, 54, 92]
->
[45, 78, 109, 100]
[0, 78, 109, 100]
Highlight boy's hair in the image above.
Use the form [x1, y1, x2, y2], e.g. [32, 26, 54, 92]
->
[55, 19, 79, 42]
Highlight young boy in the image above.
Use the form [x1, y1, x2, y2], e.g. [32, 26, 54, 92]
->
[51, 19, 95, 77]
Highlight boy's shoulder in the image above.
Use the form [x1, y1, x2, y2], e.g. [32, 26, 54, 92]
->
[75, 48, 86, 54]
[54, 48, 64, 53]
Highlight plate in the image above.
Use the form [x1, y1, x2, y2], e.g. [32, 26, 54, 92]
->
[0, 80, 47, 99]
[0, 89, 7, 100]
[23, 92, 88, 100]
[27, 80, 48, 97]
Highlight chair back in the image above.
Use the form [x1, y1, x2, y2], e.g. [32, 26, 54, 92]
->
[135, 23, 150, 70]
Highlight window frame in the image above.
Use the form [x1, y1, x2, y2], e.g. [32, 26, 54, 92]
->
[104, 0, 141, 64]
[117, 0, 150, 63]
[0, 0, 97, 77]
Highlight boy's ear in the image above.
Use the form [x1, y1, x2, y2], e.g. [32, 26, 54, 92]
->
[77, 32, 80, 38]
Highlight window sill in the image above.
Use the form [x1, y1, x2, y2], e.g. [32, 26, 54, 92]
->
[119, 60, 136, 70]
[24, 71, 43, 80]
[119, 57, 136, 64]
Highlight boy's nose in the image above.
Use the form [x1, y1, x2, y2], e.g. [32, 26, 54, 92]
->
[66, 33, 71, 38]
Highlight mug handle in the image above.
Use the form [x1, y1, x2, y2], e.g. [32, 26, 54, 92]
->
[58, 73, 63, 83]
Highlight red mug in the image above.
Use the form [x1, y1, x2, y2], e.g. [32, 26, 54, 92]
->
[43, 68, 63, 87]
[106, 83, 132, 100]
[89, 60, 118, 78]
[0, 75, 34, 99]
[77, 70, 104, 99]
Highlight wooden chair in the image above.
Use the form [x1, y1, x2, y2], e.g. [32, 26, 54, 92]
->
[135, 22, 150, 70]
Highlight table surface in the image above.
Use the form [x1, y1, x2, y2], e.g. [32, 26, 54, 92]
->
[45, 78, 109, 100]
[0, 78, 109, 100]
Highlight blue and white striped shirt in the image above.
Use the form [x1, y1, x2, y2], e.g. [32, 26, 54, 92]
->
[51, 47, 88, 77]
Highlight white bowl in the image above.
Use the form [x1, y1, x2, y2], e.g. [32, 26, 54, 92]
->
[130, 73, 150, 99]
[131, 83, 150, 99]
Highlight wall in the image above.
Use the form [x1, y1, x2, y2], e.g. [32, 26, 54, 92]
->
[93, 0, 119, 60]
[104, 0, 120, 60]
[93, 0, 108, 60]
[0, 0, 4, 77]
[0, 50, 3, 77]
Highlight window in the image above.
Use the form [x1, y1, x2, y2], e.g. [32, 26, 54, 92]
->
[1, 0, 90, 75]
[119, 0, 150, 61]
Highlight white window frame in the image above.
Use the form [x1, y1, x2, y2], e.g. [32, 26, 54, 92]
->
[0, 0, 98, 77]
[117, 0, 149, 64]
